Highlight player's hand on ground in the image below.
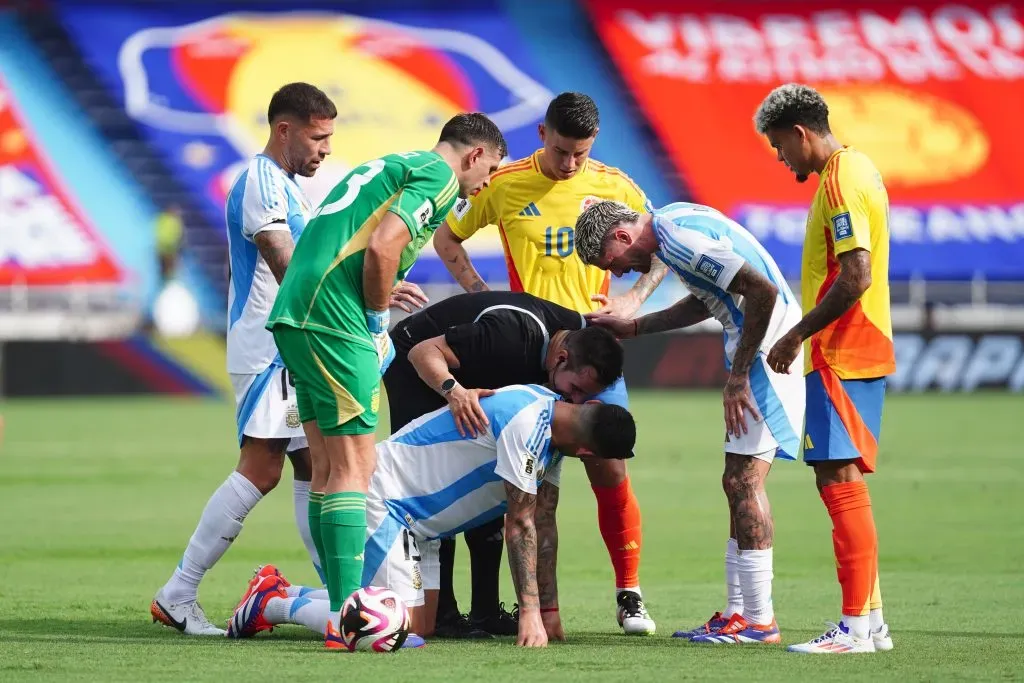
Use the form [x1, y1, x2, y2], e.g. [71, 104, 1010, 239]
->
[724, 372, 761, 438]
[446, 385, 496, 438]
[591, 292, 641, 319]
[584, 312, 637, 339]
[516, 609, 549, 648]
[541, 610, 565, 642]
[389, 281, 429, 313]
[767, 330, 801, 374]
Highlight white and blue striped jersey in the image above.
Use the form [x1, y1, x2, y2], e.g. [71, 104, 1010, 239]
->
[653, 202, 801, 368]
[371, 384, 563, 542]
[225, 154, 312, 374]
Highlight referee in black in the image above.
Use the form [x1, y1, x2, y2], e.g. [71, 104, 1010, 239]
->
[382, 290, 625, 638]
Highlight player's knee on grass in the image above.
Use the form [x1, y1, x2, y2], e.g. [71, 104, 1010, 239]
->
[287, 447, 312, 481]
[583, 456, 627, 488]
[813, 460, 864, 493]
[237, 437, 289, 494]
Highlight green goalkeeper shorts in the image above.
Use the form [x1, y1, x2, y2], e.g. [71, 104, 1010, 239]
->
[271, 325, 379, 436]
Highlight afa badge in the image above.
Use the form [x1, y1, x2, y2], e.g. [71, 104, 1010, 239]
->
[285, 406, 301, 429]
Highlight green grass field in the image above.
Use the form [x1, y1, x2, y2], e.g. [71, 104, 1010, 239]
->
[1, 392, 1022, 681]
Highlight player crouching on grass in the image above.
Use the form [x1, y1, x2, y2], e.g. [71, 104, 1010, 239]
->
[577, 200, 805, 645]
[225, 385, 637, 648]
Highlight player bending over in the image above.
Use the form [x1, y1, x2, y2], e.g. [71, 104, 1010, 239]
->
[266, 113, 506, 649]
[756, 83, 895, 654]
[153, 83, 336, 636]
[577, 200, 804, 645]
[432, 91, 664, 637]
[226, 385, 637, 648]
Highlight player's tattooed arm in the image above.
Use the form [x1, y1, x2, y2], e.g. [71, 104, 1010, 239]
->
[792, 249, 872, 340]
[535, 482, 560, 609]
[722, 263, 778, 436]
[253, 229, 295, 285]
[504, 481, 540, 611]
[628, 255, 669, 303]
[725, 263, 779, 377]
[433, 224, 489, 293]
[634, 295, 713, 336]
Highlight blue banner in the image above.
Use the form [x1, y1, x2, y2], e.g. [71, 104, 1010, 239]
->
[55, 1, 552, 281]
[733, 202, 1024, 281]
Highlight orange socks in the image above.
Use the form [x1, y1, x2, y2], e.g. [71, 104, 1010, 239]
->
[821, 481, 878, 618]
[593, 476, 642, 590]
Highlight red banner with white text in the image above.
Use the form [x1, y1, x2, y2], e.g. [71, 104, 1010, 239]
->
[0, 76, 122, 286]
[586, 1, 1024, 278]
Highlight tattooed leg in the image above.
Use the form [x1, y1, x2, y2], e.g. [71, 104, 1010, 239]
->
[722, 454, 773, 551]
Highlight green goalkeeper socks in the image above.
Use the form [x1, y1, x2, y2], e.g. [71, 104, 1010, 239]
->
[320, 491, 367, 612]
[308, 491, 326, 585]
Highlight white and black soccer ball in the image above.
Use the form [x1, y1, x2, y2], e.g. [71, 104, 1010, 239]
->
[340, 586, 411, 652]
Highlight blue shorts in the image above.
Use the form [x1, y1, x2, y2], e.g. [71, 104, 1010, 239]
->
[803, 368, 885, 473]
[589, 375, 628, 408]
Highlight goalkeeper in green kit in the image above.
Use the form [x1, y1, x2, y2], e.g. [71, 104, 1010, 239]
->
[267, 113, 507, 647]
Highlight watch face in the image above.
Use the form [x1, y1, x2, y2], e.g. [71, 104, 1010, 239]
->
[441, 379, 455, 392]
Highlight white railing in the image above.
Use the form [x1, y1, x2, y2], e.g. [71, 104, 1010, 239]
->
[0, 282, 143, 341]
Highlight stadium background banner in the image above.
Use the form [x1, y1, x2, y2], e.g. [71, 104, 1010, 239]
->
[54, 1, 554, 284]
[623, 332, 1024, 393]
[0, 76, 123, 287]
[585, 0, 1024, 281]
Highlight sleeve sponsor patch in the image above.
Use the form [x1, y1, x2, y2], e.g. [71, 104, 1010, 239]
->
[832, 212, 853, 241]
[415, 199, 434, 228]
[452, 197, 471, 220]
[696, 254, 725, 282]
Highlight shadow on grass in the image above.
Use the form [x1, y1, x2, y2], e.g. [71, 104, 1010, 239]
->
[0, 619, 758, 651]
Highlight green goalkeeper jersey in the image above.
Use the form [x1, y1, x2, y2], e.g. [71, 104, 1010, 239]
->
[268, 151, 459, 349]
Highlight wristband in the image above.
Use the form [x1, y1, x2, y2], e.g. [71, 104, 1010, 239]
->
[365, 308, 390, 334]
[540, 607, 559, 614]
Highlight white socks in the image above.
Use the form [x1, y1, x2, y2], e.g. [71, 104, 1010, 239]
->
[163, 472, 263, 604]
[285, 585, 329, 600]
[870, 607, 885, 632]
[724, 539, 743, 618]
[264, 594, 332, 635]
[737, 547, 774, 625]
[292, 480, 323, 582]
[725, 539, 775, 626]
[843, 614, 871, 640]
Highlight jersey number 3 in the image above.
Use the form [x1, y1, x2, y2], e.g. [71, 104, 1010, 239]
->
[314, 159, 386, 218]
[544, 226, 574, 257]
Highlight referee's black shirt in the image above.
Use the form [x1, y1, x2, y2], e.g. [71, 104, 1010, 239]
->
[384, 292, 585, 431]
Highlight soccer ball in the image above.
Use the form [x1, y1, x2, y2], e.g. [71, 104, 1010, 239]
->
[340, 586, 411, 652]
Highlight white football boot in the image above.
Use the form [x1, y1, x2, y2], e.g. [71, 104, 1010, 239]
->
[872, 623, 894, 651]
[151, 588, 225, 636]
[787, 622, 876, 654]
[616, 590, 656, 635]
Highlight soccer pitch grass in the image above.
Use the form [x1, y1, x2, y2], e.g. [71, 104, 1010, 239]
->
[1, 392, 1021, 682]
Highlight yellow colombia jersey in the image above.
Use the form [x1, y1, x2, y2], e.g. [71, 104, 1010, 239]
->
[446, 149, 651, 313]
[803, 147, 895, 379]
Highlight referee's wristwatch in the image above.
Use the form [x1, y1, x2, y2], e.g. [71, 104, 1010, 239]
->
[439, 378, 457, 397]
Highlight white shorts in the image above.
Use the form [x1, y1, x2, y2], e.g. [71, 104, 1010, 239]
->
[724, 354, 805, 462]
[230, 365, 308, 450]
[362, 497, 440, 608]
